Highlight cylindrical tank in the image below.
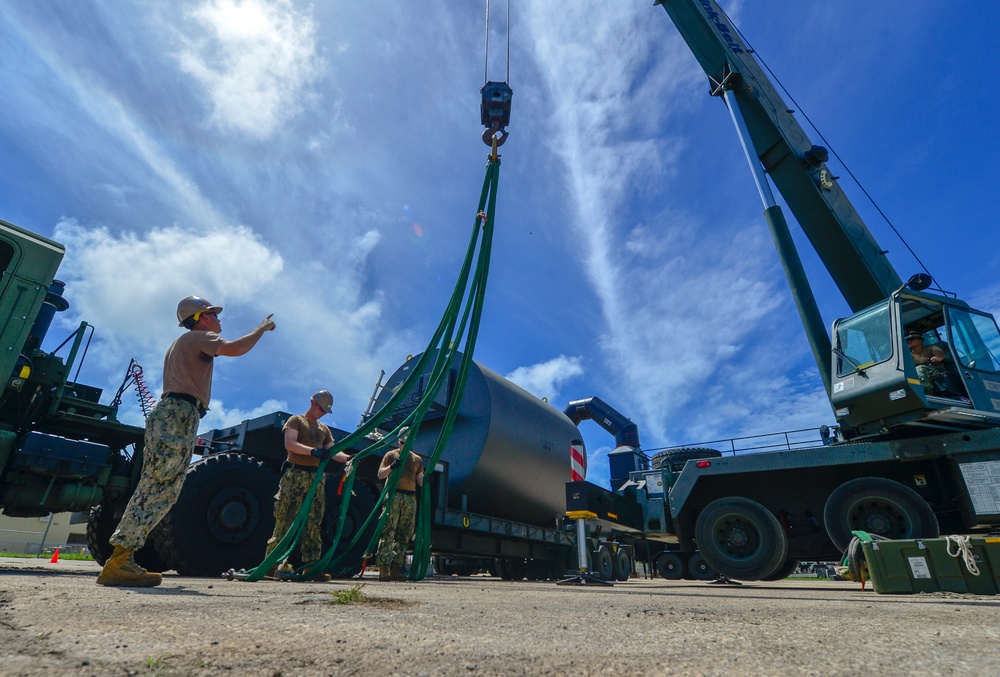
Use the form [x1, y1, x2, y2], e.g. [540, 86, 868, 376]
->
[373, 352, 585, 526]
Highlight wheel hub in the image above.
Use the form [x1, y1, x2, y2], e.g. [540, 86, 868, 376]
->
[206, 487, 260, 544]
[719, 519, 758, 557]
[851, 502, 901, 537]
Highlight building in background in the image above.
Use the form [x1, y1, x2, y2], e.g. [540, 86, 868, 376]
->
[0, 512, 88, 554]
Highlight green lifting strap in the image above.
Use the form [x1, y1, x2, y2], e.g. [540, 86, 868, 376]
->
[237, 155, 502, 582]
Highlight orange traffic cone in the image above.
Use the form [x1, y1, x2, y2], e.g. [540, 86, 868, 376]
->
[49, 548, 59, 563]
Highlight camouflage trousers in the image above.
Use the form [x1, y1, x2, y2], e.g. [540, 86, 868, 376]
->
[376, 493, 416, 568]
[110, 397, 200, 549]
[266, 467, 326, 563]
[916, 364, 945, 392]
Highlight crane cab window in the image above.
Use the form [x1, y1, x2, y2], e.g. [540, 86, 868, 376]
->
[946, 308, 1000, 374]
[835, 304, 892, 377]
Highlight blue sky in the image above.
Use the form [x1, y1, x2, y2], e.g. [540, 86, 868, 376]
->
[2, 1, 997, 489]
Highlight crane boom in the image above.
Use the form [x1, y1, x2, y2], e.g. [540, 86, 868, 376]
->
[655, 0, 1000, 439]
[656, 0, 902, 312]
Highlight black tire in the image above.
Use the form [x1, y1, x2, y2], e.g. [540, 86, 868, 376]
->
[650, 447, 722, 472]
[686, 552, 717, 581]
[654, 551, 685, 580]
[823, 476, 939, 552]
[526, 558, 551, 581]
[612, 548, 631, 581]
[153, 453, 279, 577]
[495, 558, 527, 581]
[456, 562, 481, 576]
[86, 502, 168, 572]
[508, 558, 528, 580]
[694, 497, 789, 581]
[592, 546, 614, 581]
[433, 556, 456, 576]
[759, 558, 800, 581]
[321, 480, 377, 578]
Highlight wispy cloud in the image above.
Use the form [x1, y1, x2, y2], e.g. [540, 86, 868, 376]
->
[522, 3, 800, 443]
[505, 355, 584, 402]
[177, 0, 325, 139]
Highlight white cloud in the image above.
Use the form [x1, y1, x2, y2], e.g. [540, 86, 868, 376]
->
[201, 397, 288, 431]
[49, 217, 407, 428]
[505, 355, 584, 402]
[53, 218, 284, 356]
[178, 0, 324, 139]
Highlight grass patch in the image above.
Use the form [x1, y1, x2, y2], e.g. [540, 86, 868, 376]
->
[0, 551, 94, 561]
[331, 583, 366, 605]
[146, 653, 174, 675]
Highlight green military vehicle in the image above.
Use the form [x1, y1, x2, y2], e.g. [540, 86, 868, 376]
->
[0, 218, 375, 575]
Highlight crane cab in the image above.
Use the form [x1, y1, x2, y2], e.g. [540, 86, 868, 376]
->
[831, 288, 1000, 438]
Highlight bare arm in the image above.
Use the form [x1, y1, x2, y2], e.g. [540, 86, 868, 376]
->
[377, 453, 396, 480]
[215, 314, 276, 357]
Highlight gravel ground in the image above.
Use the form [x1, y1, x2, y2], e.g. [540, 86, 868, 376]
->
[2, 557, 999, 676]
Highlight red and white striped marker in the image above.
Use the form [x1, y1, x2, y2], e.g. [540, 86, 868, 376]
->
[570, 443, 586, 482]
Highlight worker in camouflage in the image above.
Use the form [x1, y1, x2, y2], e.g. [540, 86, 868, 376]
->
[375, 426, 425, 581]
[107, 397, 200, 546]
[265, 390, 350, 579]
[267, 466, 326, 562]
[97, 296, 275, 588]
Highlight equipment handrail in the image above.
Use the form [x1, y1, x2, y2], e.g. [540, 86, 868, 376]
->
[649, 426, 832, 457]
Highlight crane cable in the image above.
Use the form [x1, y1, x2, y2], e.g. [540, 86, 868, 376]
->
[481, 0, 513, 147]
[720, 3, 939, 290]
[484, 0, 510, 85]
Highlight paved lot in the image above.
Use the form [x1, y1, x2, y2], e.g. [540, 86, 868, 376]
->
[2, 557, 999, 676]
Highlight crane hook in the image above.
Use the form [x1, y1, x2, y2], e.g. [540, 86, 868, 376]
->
[482, 125, 508, 148]
[481, 81, 512, 147]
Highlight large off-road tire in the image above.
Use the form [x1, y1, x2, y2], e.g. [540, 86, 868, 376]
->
[694, 496, 789, 581]
[650, 447, 722, 472]
[823, 476, 939, 552]
[86, 502, 168, 572]
[153, 453, 279, 577]
[321, 479, 377, 578]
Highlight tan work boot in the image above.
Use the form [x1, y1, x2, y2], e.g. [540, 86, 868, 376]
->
[378, 566, 392, 581]
[96, 545, 162, 587]
[389, 565, 407, 582]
